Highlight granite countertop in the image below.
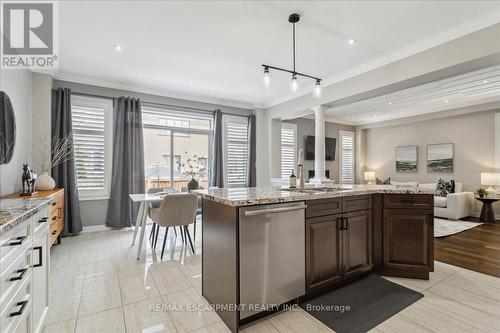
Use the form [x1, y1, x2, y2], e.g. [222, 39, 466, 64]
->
[194, 184, 434, 207]
[0, 198, 52, 235]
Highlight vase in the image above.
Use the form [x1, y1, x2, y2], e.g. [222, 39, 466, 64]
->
[187, 178, 199, 192]
[35, 172, 56, 191]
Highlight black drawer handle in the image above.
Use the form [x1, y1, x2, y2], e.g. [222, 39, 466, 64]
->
[52, 216, 57, 221]
[38, 217, 48, 223]
[400, 198, 416, 205]
[9, 300, 29, 317]
[33, 246, 43, 267]
[52, 202, 56, 206]
[8, 236, 27, 246]
[52, 230, 57, 235]
[9, 267, 28, 281]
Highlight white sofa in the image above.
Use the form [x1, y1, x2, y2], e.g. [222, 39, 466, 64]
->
[392, 181, 474, 220]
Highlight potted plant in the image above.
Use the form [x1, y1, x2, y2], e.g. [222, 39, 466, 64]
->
[476, 187, 487, 198]
[177, 153, 207, 192]
[32, 132, 76, 190]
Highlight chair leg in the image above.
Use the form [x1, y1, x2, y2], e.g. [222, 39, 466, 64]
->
[154, 224, 160, 249]
[149, 222, 156, 241]
[184, 225, 195, 254]
[180, 226, 185, 243]
[161, 227, 169, 260]
[193, 218, 197, 242]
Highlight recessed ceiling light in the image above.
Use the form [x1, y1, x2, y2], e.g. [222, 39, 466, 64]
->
[388, 102, 392, 105]
[483, 80, 489, 84]
[114, 44, 123, 51]
[189, 81, 196, 87]
[348, 38, 356, 45]
[444, 100, 449, 103]
[373, 114, 377, 117]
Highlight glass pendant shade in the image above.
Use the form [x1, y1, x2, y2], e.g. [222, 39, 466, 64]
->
[290, 74, 298, 92]
[263, 67, 271, 87]
[313, 80, 322, 97]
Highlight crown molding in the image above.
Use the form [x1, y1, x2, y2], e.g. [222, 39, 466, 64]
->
[53, 72, 256, 110]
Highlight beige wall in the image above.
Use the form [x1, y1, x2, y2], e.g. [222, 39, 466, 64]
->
[284, 118, 355, 183]
[362, 110, 498, 213]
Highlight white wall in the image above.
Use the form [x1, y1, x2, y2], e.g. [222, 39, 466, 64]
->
[31, 73, 53, 174]
[0, 70, 33, 196]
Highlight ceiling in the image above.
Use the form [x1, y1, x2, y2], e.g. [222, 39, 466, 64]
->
[319, 64, 500, 125]
[56, 1, 500, 109]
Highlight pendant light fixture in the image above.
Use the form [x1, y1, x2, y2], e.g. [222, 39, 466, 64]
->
[262, 13, 322, 97]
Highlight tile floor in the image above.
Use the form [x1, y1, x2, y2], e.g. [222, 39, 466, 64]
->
[43, 219, 500, 333]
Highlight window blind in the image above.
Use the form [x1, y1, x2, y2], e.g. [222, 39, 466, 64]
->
[72, 105, 106, 191]
[340, 131, 354, 184]
[281, 123, 297, 178]
[225, 120, 248, 187]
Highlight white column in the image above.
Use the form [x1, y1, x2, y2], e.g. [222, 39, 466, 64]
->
[312, 105, 327, 182]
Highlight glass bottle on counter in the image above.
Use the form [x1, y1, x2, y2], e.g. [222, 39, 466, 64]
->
[289, 170, 297, 188]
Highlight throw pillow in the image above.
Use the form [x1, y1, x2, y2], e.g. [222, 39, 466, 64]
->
[435, 179, 455, 197]
[376, 177, 391, 185]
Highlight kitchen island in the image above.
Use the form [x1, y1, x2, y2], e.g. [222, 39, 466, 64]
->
[195, 185, 434, 333]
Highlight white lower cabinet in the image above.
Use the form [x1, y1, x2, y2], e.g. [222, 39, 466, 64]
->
[32, 219, 50, 333]
[0, 206, 50, 333]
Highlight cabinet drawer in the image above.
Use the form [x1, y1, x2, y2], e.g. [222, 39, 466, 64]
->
[306, 198, 342, 218]
[343, 195, 372, 212]
[384, 194, 433, 209]
[0, 219, 32, 271]
[0, 246, 31, 309]
[0, 271, 32, 333]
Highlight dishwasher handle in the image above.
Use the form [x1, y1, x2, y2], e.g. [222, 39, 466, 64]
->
[243, 204, 307, 216]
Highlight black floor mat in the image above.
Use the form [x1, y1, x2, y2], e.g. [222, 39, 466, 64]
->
[300, 274, 423, 333]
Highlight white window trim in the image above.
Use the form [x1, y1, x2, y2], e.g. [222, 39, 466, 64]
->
[222, 114, 248, 188]
[72, 95, 113, 201]
[281, 122, 297, 179]
[339, 130, 355, 185]
[495, 112, 500, 172]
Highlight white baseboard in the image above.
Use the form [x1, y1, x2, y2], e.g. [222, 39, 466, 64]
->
[81, 225, 115, 233]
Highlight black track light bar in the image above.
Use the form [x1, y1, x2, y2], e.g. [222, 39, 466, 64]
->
[261, 64, 322, 82]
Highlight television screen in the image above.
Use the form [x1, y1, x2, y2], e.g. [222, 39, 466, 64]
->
[305, 136, 336, 161]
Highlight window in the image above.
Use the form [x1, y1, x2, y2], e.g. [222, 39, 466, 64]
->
[223, 115, 248, 188]
[339, 130, 355, 184]
[281, 123, 297, 178]
[71, 96, 113, 199]
[142, 106, 212, 192]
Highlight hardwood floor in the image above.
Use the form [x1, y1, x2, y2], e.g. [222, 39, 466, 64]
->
[434, 219, 500, 278]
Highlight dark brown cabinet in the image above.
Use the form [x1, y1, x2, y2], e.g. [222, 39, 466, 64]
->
[306, 214, 343, 292]
[306, 198, 373, 294]
[343, 210, 372, 279]
[382, 195, 434, 279]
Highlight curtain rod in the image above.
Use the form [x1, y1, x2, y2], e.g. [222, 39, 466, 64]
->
[69, 91, 250, 118]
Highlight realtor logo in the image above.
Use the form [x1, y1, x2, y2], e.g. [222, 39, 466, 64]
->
[1, 1, 58, 69]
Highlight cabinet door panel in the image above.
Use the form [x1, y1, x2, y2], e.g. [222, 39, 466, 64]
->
[383, 209, 432, 279]
[343, 210, 372, 278]
[306, 215, 343, 293]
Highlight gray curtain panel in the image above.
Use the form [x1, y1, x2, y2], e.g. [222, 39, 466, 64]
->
[246, 114, 256, 187]
[106, 97, 145, 228]
[51, 88, 82, 236]
[209, 109, 224, 187]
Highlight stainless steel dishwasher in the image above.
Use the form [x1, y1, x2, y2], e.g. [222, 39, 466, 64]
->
[239, 201, 306, 319]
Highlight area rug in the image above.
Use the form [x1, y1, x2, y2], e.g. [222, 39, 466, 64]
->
[434, 218, 483, 237]
[300, 274, 423, 333]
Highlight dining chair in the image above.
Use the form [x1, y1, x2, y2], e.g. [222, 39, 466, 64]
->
[149, 193, 198, 259]
[148, 187, 176, 246]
